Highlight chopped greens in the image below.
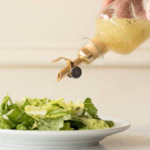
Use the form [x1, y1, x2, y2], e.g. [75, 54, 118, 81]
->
[84, 98, 98, 118]
[0, 96, 115, 130]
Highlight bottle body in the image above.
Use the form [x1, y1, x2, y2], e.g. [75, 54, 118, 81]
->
[88, 0, 150, 57]
[94, 18, 150, 55]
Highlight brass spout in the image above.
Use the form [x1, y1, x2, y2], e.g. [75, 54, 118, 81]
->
[53, 39, 104, 81]
[57, 57, 84, 81]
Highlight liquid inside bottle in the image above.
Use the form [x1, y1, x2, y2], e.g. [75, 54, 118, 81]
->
[95, 18, 150, 54]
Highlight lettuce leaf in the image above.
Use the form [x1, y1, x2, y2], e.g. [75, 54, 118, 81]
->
[7, 106, 34, 127]
[0, 96, 13, 115]
[16, 124, 27, 130]
[0, 115, 11, 129]
[104, 120, 115, 128]
[37, 118, 64, 130]
[61, 122, 73, 130]
[84, 98, 98, 118]
[80, 118, 109, 129]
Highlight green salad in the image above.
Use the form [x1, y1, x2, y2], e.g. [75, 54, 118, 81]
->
[0, 96, 114, 130]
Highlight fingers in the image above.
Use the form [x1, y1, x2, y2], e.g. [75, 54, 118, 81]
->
[132, 0, 146, 18]
[100, 0, 115, 18]
[102, 0, 115, 9]
[146, 0, 150, 20]
[101, 0, 150, 21]
[102, 0, 133, 18]
[116, 0, 133, 18]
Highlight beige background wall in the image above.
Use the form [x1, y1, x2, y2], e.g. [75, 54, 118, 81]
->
[0, 0, 149, 128]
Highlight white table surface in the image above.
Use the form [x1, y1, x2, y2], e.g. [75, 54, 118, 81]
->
[80, 126, 150, 150]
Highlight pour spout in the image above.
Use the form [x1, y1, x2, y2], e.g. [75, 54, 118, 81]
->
[57, 57, 84, 81]
[53, 39, 102, 81]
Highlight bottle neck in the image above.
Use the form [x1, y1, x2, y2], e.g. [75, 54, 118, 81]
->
[78, 36, 108, 64]
[54, 36, 109, 81]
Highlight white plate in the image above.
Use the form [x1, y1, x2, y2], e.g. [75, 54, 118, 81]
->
[0, 118, 130, 150]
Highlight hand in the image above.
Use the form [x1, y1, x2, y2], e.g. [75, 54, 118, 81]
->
[102, 0, 115, 9]
[147, 0, 150, 20]
[102, 0, 150, 20]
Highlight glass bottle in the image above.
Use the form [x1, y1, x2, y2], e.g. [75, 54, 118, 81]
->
[54, 0, 150, 81]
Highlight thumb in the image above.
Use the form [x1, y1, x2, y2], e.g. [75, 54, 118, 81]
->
[102, 0, 115, 9]
[146, 0, 150, 20]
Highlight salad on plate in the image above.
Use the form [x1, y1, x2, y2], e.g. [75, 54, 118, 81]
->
[0, 96, 114, 130]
